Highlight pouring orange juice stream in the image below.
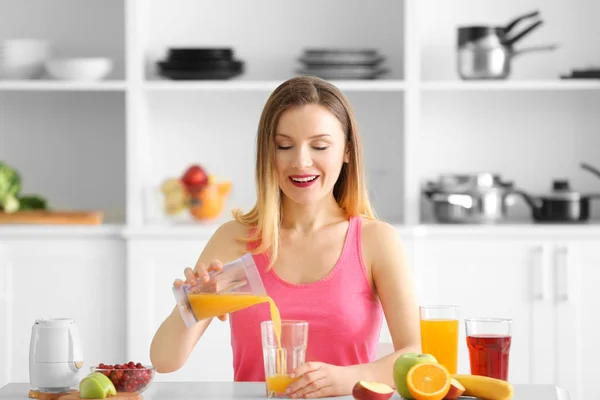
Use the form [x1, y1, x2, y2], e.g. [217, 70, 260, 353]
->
[187, 293, 296, 392]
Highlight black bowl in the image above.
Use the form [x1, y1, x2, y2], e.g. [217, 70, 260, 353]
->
[158, 59, 243, 71]
[167, 48, 234, 62]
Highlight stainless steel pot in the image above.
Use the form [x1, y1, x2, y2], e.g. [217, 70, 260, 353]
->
[457, 10, 558, 80]
[458, 44, 557, 80]
[423, 173, 516, 224]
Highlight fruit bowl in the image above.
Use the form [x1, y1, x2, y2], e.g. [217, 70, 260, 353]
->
[90, 363, 155, 394]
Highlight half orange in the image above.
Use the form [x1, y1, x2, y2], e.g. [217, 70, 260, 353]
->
[406, 362, 451, 400]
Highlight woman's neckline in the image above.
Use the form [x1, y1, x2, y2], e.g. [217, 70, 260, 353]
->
[267, 216, 356, 288]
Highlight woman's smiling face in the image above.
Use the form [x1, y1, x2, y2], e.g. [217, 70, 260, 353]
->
[274, 104, 349, 205]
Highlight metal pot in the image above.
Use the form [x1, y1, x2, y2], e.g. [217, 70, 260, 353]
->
[423, 173, 516, 224]
[457, 10, 558, 80]
[512, 163, 600, 223]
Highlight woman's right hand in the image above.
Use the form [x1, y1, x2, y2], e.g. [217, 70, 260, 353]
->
[173, 259, 228, 321]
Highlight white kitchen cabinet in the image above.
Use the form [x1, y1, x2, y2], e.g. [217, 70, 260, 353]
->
[0, 236, 125, 388]
[553, 239, 600, 400]
[0, 244, 10, 388]
[126, 239, 234, 382]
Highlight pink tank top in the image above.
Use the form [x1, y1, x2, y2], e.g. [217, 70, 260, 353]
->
[229, 216, 384, 381]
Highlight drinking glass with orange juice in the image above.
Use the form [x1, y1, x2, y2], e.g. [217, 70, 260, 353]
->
[261, 320, 308, 398]
[419, 305, 459, 374]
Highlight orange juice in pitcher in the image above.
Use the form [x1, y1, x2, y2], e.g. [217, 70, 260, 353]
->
[173, 253, 270, 324]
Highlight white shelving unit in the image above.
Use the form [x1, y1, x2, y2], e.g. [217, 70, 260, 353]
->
[1, 0, 600, 233]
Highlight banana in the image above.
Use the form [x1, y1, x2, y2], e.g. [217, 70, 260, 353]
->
[452, 374, 514, 400]
[160, 178, 190, 215]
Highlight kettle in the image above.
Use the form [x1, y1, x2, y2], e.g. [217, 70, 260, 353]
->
[29, 318, 83, 393]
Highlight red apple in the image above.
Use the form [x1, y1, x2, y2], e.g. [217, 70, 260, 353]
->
[352, 381, 394, 400]
[444, 378, 466, 400]
[181, 164, 208, 193]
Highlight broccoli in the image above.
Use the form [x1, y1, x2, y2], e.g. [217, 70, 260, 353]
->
[0, 162, 48, 213]
[18, 195, 47, 211]
[0, 161, 21, 213]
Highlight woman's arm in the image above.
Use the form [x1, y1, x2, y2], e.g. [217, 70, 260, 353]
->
[149, 220, 248, 373]
[349, 220, 421, 387]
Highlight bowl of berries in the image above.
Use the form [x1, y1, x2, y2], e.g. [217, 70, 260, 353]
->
[91, 362, 155, 394]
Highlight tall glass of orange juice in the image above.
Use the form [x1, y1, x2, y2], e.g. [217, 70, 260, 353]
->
[261, 320, 308, 398]
[420, 305, 459, 374]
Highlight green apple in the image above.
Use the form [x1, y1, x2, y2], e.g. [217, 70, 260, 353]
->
[393, 352, 438, 399]
[88, 373, 116, 396]
[80, 373, 116, 399]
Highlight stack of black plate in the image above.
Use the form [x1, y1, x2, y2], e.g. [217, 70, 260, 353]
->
[156, 47, 244, 80]
[297, 48, 388, 80]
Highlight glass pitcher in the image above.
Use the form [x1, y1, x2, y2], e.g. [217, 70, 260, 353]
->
[172, 252, 267, 328]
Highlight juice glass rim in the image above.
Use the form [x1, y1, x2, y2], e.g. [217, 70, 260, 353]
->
[465, 317, 512, 324]
[419, 305, 460, 310]
[261, 320, 308, 327]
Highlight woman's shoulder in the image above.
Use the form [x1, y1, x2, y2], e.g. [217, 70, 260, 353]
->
[213, 219, 251, 238]
[358, 217, 406, 268]
[201, 219, 252, 262]
[359, 216, 399, 240]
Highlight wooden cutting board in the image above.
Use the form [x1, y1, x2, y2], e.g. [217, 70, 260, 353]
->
[29, 389, 78, 400]
[0, 211, 103, 225]
[60, 392, 141, 400]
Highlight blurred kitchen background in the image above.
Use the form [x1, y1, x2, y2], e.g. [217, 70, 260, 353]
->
[1, 1, 599, 400]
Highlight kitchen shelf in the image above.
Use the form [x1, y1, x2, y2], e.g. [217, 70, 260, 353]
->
[144, 79, 405, 92]
[420, 80, 600, 91]
[0, 224, 123, 238]
[2, 0, 600, 230]
[0, 81, 127, 92]
[26, 222, 594, 240]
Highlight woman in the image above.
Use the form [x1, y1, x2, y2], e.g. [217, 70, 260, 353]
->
[150, 76, 420, 398]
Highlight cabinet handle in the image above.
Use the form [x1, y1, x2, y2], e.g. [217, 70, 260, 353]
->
[532, 246, 546, 301]
[555, 246, 569, 303]
[0, 249, 6, 300]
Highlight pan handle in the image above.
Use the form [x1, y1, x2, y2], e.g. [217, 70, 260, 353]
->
[581, 162, 600, 180]
[512, 44, 559, 57]
[503, 10, 540, 34]
[504, 20, 544, 47]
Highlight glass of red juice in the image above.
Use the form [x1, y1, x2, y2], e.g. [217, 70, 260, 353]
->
[465, 318, 512, 381]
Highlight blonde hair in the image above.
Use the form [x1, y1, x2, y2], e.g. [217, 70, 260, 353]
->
[232, 76, 376, 265]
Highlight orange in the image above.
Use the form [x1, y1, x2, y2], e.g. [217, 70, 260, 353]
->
[406, 362, 451, 400]
[189, 182, 231, 220]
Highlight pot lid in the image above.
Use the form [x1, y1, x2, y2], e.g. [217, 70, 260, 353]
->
[541, 180, 581, 200]
[427, 173, 511, 192]
[457, 26, 505, 47]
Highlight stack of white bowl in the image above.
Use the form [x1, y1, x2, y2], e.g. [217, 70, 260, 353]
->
[45, 58, 113, 81]
[0, 37, 114, 81]
[0, 38, 51, 79]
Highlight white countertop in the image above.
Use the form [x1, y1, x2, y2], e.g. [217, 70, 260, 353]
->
[0, 382, 571, 400]
[1, 222, 600, 240]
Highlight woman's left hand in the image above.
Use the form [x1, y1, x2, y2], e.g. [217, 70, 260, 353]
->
[285, 361, 355, 398]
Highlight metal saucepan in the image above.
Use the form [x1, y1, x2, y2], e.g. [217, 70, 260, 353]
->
[511, 163, 600, 223]
[457, 10, 558, 80]
[423, 173, 517, 224]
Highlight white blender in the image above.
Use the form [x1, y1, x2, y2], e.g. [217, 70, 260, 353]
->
[29, 318, 83, 392]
